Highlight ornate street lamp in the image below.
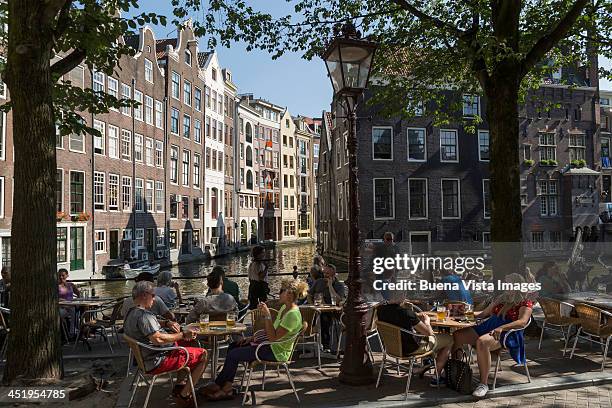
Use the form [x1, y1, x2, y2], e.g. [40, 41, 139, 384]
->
[322, 22, 377, 385]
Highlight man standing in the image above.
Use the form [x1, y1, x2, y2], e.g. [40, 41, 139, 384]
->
[124, 281, 207, 406]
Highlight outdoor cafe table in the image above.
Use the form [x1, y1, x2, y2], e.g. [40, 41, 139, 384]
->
[424, 311, 478, 331]
[552, 291, 612, 311]
[299, 304, 343, 354]
[186, 322, 247, 376]
[58, 297, 115, 308]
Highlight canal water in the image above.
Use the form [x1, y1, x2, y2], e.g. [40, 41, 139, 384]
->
[87, 243, 347, 299]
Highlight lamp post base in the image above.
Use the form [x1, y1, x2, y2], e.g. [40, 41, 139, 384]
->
[338, 298, 374, 385]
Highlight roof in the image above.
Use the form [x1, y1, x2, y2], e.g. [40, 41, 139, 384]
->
[564, 167, 601, 176]
[198, 51, 212, 68]
[155, 39, 177, 59]
[123, 34, 140, 50]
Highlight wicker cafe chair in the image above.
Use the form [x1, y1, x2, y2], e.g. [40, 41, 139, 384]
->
[239, 322, 307, 406]
[123, 335, 200, 408]
[538, 297, 580, 356]
[296, 307, 321, 369]
[250, 308, 278, 334]
[375, 321, 439, 401]
[491, 317, 532, 390]
[569, 303, 612, 372]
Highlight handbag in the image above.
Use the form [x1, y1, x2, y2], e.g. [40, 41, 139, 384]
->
[445, 348, 473, 394]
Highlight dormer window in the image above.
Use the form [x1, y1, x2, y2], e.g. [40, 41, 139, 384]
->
[146, 45, 151, 53]
[212, 68, 217, 81]
[185, 49, 192, 66]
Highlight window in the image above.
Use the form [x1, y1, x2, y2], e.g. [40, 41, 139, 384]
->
[95, 230, 106, 253]
[212, 150, 217, 171]
[135, 178, 143, 211]
[206, 147, 211, 169]
[408, 178, 428, 219]
[108, 125, 118, 159]
[193, 200, 200, 220]
[121, 83, 131, 116]
[145, 96, 154, 125]
[171, 108, 179, 134]
[539, 132, 556, 161]
[135, 229, 144, 248]
[145, 180, 154, 212]
[121, 176, 131, 211]
[194, 119, 201, 144]
[92, 70, 105, 92]
[373, 178, 394, 219]
[57, 228, 67, 263]
[569, 133, 586, 161]
[523, 144, 531, 161]
[170, 195, 178, 219]
[93, 120, 105, 155]
[212, 91, 217, 114]
[155, 181, 164, 212]
[121, 129, 131, 160]
[70, 171, 85, 214]
[195, 87, 202, 111]
[183, 114, 191, 139]
[482, 179, 490, 218]
[134, 90, 143, 121]
[134, 134, 143, 162]
[170, 146, 178, 184]
[182, 196, 189, 219]
[56, 170, 63, 212]
[144, 58, 153, 83]
[338, 183, 344, 220]
[478, 130, 489, 161]
[212, 68, 217, 81]
[184, 49, 192, 65]
[145, 138, 153, 166]
[440, 130, 458, 162]
[193, 154, 201, 188]
[155, 100, 163, 129]
[372, 127, 393, 160]
[463, 94, 479, 116]
[183, 80, 191, 106]
[407, 128, 426, 161]
[169, 230, 178, 250]
[284, 221, 296, 237]
[69, 132, 85, 153]
[171, 71, 180, 99]
[108, 174, 119, 211]
[156, 228, 165, 247]
[531, 231, 545, 251]
[182, 150, 190, 187]
[441, 179, 460, 218]
[107, 77, 118, 101]
[538, 180, 558, 216]
[155, 140, 163, 168]
[205, 87, 210, 108]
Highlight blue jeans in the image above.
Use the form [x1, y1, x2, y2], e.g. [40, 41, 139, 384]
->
[215, 343, 276, 386]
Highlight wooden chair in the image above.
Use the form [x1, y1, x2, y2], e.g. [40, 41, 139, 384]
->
[491, 317, 532, 390]
[538, 297, 580, 356]
[240, 322, 307, 406]
[375, 321, 439, 401]
[569, 303, 612, 371]
[124, 335, 200, 408]
[296, 307, 321, 369]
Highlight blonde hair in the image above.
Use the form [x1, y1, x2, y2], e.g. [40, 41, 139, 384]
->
[280, 278, 308, 302]
[494, 273, 528, 317]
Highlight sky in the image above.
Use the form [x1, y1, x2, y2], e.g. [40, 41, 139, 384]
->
[131, 2, 611, 118]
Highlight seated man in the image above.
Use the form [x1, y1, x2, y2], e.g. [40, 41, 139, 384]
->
[210, 266, 241, 307]
[124, 281, 207, 406]
[122, 272, 176, 322]
[308, 264, 346, 350]
[186, 271, 238, 324]
[438, 268, 473, 305]
[377, 302, 452, 386]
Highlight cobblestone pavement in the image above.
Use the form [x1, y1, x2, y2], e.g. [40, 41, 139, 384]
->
[438, 383, 612, 408]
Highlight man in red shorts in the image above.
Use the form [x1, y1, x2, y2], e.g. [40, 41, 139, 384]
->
[124, 281, 207, 407]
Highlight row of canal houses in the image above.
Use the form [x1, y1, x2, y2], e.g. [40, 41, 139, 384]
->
[0, 21, 321, 279]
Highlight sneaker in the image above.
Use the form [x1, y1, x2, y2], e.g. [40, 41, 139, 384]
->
[429, 376, 446, 387]
[472, 383, 489, 398]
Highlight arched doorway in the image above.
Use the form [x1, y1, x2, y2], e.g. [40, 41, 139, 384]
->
[251, 220, 257, 244]
[240, 220, 247, 245]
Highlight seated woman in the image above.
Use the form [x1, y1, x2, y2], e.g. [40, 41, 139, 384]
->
[58, 268, 81, 338]
[438, 273, 533, 398]
[155, 271, 183, 309]
[201, 278, 308, 400]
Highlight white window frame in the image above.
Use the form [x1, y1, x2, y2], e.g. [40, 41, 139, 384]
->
[93, 120, 105, 155]
[155, 140, 164, 168]
[145, 137, 154, 166]
[134, 90, 143, 121]
[108, 173, 119, 211]
[439, 129, 459, 163]
[155, 100, 163, 129]
[108, 125, 119, 159]
[121, 176, 131, 211]
[441, 178, 461, 219]
[373, 178, 395, 220]
[135, 178, 144, 212]
[171, 71, 180, 100]
[93, 171, 105, 211]
[121, 83, 131, 116]
[0, 177, 4, 218]
[462, 94, 480, 117]
[407, 127, 427, 162]
[144, 95, 154, 125]
[478, 130, 489, 162]
[155, 181, 164, 213]
[134, 133, 143, 163]
[144, 58, 154, 83]
[95, 230, 106, 253]
[531, 231, 545, 251]
[121, 129, 131, 161]
[408, 178, 428, 220]
[145, 179, 154, 212]
[371, 126, 393, 161]
[69, 132, 85, 153]
[107, 77, 119, 111]
[183, 80, 192, 106]
[92, 70, 105, 93]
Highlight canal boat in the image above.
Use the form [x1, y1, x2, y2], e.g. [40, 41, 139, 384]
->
[102, 260, 161, 279]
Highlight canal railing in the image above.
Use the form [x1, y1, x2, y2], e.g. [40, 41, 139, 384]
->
[71, 271, 310, 283]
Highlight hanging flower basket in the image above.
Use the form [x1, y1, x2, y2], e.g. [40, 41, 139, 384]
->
[56, 211, 68, 221]
[75, 212, 91, 221]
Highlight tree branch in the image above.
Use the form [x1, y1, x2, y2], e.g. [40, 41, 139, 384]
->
[390, 0, 464, 38]
[50, 48, 86, 77]
[520, 0, 589, 77]
[286, 8, 400, 28]
[52, 0, 74, 42]
[42, 0, 69, 26]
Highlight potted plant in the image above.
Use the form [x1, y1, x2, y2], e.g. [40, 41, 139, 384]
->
[524, 159, 535, 166]
[77, 212, 90, 221]
[56, 211, 67, 221]
[571, 159, 586, 168]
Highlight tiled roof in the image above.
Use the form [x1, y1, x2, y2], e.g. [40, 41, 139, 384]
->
[197, 51, 212, 68]
[155, 39, 177, 59]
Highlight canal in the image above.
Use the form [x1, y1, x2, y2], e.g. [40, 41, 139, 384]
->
[87, 243, 347, 299]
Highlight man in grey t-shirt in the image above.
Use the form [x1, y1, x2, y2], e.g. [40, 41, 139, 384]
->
[123, 281, 207, 404]
[186, 272, 238, 324]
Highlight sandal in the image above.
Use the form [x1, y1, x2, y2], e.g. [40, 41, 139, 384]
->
[203, 388, 236, 401]
[174, 393, 195, 408]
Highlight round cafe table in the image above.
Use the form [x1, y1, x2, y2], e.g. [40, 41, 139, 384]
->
[424, 311, 481, 331]
[186, 322, 248, 376]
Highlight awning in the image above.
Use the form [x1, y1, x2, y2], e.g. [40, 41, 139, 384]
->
[564, 167, 601, 176]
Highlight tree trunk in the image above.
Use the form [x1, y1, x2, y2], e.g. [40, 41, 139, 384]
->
[3, 0, 62, 384]
[485, 69, 524, 283]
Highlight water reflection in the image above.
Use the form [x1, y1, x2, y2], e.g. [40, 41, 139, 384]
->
[90, 243, 346, 299]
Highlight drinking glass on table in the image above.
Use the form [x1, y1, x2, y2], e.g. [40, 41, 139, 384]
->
[436, 305, 447, 322]
[226, 312, 237, 327]
[465, 304, 475, 321]
[199, 313, 209, 331]
[314, 293, 323, 306]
